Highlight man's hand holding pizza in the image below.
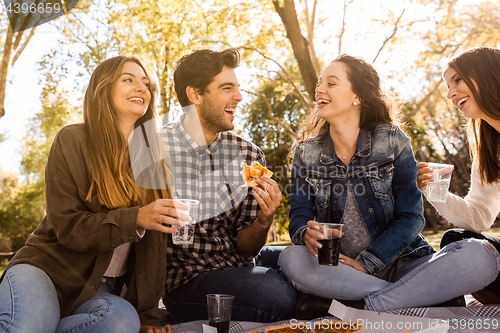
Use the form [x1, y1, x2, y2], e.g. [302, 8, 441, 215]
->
[236, 162, 282, 257]
[253, 176, 282, 228]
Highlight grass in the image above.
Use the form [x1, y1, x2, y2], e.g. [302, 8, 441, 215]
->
[0, 259, 7, 276]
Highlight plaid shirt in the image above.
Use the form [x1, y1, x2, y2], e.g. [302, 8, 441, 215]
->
[162, 114, 265, 291]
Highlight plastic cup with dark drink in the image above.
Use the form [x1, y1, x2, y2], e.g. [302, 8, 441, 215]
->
[207, 294, 234, 333]
[317, 223, 343, 266]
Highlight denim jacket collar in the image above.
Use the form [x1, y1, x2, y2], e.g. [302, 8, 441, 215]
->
[319, 128, 371, 165]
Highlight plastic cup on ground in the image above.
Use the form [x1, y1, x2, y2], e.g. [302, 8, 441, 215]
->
[317, 223, 343, 266]
[427, 163, 453, 203]
[171, 199, 199, 245]
[206, 294, 234, 333]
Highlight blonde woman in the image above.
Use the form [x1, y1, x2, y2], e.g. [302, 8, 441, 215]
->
[0, 56, 183, 333]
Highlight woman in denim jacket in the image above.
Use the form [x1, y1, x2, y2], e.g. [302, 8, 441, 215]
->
[279, 54, 500, 313]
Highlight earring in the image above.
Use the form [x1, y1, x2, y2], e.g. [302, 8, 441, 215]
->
[353, 101, 359, 106]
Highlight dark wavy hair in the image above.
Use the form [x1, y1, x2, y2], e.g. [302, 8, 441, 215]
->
[290, 54, 400, 160]
[174, 48, 240, 107]
[445, 47, 500, 184]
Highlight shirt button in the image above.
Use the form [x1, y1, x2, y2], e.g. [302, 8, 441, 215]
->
[368, 208, 374, 214]
[129, 236, 133, 240]
[139, 275, 142, 278]
[111, 244, 116, 248]
[92, 286, 95, 290]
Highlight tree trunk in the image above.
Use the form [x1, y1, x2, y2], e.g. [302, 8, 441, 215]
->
[160, 46, 170, 121]
[272, 0, 318, 100]
[0, 25, 15, 119]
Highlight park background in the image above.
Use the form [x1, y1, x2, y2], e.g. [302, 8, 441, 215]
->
[1, 0, 500, 271]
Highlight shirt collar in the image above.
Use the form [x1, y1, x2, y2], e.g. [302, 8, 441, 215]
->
[174, 113, 223, 154]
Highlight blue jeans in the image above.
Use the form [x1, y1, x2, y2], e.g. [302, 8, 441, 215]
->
[0, 264, 141, 333]
[279, 239, 500, 312]
[163, 246, 297, 322]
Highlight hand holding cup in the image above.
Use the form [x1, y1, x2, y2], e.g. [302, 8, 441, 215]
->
[417, 162, 454, 202]
[136, 199, 190, 233]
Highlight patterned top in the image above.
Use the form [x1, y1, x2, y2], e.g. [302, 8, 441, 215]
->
[162, 114, 265, 291]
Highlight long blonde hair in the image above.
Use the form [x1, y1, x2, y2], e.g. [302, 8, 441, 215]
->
[83, 56, 172, 209]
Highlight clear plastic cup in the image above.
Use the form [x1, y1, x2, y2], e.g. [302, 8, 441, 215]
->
[427, 163, 453, 203]
[207, 294, 234, 333]
[171, 199, 199, 245]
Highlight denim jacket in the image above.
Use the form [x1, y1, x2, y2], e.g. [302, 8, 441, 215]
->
[289, 124, 435, 275]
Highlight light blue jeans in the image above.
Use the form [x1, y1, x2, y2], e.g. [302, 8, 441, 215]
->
[279, 239, 500, 312]
[0, 264, 140, 333]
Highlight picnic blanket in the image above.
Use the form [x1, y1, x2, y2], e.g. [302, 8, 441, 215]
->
[171, 300, 500, 333]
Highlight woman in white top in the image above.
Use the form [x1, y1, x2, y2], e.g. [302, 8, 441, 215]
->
[417, 46, 500, 304]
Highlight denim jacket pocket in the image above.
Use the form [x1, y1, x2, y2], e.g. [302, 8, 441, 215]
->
[305, 177, 332, 210]
[367, 164, 394, 200]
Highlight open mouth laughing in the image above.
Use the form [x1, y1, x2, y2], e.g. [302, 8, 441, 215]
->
[316, 98, 331, 107]
[128, 97, 145, 104]
[456, 96, 469, 110]
[225, 106, 237, 117]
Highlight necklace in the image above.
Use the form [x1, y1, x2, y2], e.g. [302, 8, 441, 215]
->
[335, 148, 347, 160]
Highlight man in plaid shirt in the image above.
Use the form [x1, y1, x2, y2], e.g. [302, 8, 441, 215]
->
[161, 48, 297, 322]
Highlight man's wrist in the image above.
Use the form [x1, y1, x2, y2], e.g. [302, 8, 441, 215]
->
[255, 214, 274, 228]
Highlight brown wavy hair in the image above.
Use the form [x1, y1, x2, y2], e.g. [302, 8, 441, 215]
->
[289, 54, 400, 162]
[445, 47, 500, 184]
[83, 56, 172, 209]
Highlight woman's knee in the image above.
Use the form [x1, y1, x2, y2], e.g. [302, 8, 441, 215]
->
[102, 295, 140, 333]
[459, 239, 500, 280]
[0, 264, 60, 333]
[76, 294, 140, 333]
[278, 245, 310, 274]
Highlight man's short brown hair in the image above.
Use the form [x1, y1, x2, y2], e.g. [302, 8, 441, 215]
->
[174, 48, 240, 107]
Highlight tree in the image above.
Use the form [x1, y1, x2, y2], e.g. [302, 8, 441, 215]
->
[0, 70, 77, 251]
[0, 0, 41, 119]
[243, 66, 307, 240]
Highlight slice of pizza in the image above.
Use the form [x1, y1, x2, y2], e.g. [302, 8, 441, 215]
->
[261, 323, 312, 333]
[240, 161, 273, 187]
[314, 320, 365, 333]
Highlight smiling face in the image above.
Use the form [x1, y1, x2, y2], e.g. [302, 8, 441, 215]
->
[444, 67, 484, 120]
[197, 66, 242, 135]
[315, 61, 360, 124]
[111, 61, 152, 129]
